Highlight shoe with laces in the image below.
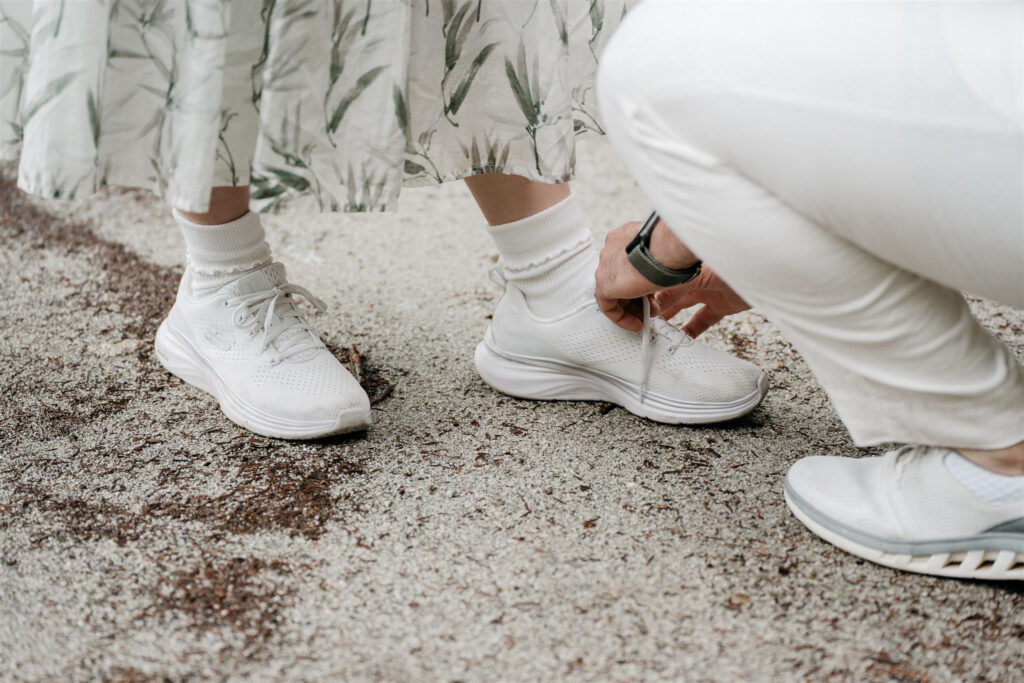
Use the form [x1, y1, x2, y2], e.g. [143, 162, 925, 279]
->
[474, 276, 768, 423]
[785, 446, 1024, 580]
[154, 263, 371, 439]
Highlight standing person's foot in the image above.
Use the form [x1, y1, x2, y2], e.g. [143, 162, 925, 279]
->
[475, 276, 768, 424]
[785, 446, 1024, 580]
[155, 262, 371, 439]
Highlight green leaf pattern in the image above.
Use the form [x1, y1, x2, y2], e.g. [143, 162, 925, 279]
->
[0, 0, 625, 214]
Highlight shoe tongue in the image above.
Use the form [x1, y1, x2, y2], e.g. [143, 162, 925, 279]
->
[226, 262, 321, 361]
[226, 262, 287, 296]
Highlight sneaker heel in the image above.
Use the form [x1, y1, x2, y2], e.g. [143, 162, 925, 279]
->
[474, 340, 602, 401]
[154, 320, 213, 394]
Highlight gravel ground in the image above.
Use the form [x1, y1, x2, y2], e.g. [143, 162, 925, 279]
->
[1, 140, 1022, 681]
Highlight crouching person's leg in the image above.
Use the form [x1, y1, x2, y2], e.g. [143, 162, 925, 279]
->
[597, 0, 1024, 579]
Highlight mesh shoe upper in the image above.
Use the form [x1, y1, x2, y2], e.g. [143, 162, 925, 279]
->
[786, 447, 1024, 543]
[488, 280, 764, 405]
[165, 263, 368, 424]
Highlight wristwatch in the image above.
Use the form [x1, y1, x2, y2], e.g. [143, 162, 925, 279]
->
[625, 211, 702, 287]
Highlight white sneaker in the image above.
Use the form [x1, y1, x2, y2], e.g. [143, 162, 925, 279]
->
[155, 263, 371, 439]
[475, 277, 768, 424]
[785, 447, 1024, 580]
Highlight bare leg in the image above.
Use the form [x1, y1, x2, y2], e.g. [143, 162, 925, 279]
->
[464, 174, 570, 225]
[176, 186, 250, 225]
[959, 441, 1024, 476]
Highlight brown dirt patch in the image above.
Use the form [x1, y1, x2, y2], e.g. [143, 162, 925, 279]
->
[149, 556, 296, 649]
[3, 483, 144, 547]
[0, 175, 180, 340]
[327, 342, 396, 405]
[144, 445, 366, 540]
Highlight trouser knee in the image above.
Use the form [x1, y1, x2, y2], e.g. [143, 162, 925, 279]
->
[595, 5, 663, 145]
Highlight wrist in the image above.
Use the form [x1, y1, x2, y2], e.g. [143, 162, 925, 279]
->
[625, 213, 702, 288]
[649, 222, 698, 270]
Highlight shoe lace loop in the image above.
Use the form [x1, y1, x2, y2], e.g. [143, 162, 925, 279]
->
[891, 444, 928, 478]
[489, 263, 507, 288]
[226, 283, 327, 362]
[639, 297, 693, 404]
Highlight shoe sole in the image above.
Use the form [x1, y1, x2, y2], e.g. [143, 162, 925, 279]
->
[474, 337, 768, 424]
[784, 484, 1024, 581]
[155, 320, 371, 440]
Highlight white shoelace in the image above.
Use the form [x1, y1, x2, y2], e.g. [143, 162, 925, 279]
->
[891, 444, 927, 479]
[226, 283, 327, 363]
[639, 296, 693, 403]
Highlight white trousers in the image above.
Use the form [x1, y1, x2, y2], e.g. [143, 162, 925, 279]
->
[598, 1, 1024, 448]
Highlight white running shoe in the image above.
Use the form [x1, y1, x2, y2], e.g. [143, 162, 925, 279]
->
[475, 275, 768, 424]
[785, 446, 1024, 580]
[155, 263, 371, 439]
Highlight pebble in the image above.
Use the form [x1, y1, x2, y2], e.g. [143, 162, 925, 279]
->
[92, 338, 145, 356]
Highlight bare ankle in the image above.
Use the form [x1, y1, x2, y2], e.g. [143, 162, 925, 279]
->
[177, 186, 250, 226]
[956, 441, 1024, 476]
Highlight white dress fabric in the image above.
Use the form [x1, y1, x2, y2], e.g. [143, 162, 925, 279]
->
[0, 0, 626, 213]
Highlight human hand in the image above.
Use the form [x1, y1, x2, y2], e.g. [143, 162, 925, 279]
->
[653, 267, 751, 338]
[594, 221, 664, 332]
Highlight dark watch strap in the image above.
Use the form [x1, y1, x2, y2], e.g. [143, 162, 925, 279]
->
[625, 213, 702, 287]
[627, 243, 702, 287]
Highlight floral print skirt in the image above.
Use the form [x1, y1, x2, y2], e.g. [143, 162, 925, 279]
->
[0, 0, 625, 214]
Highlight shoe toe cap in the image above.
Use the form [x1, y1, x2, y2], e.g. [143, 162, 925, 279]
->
[653, 349, 765, 404]
[786, 456, 902, 541]
[250, 352, 371, 425]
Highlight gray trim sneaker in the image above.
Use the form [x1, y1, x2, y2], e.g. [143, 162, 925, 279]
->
[784, 446, 1024, 580]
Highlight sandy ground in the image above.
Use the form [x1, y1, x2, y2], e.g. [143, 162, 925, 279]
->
[1, 139, 1022, 681]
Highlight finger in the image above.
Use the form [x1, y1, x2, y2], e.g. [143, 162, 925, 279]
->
[622, 297, 646, 323]
[624, 295, 662, 320]
[681, 305, 725, 338]
[648, 296, 662, 318]
[654, 289, 703, 321]
[597, 298, 644, 332]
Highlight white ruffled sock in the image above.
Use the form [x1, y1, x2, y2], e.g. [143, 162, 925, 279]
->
[173, 210, 273, 299]
[485, 193, 598, 318]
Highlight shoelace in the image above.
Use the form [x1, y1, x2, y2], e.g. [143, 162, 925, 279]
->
[891, 444, 928, 479]
[226, 283, 327, 363]
[639, 296, 693, 403]
[489, 265, 508, 288]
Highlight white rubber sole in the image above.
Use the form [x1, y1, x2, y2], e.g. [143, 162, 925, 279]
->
[784, 488, 1024, 581]
[154, 320, 371, 440]
[474, 338, 768, 425]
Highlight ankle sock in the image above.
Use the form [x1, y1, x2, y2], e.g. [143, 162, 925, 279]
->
[485, 193, 598, 318]
[173, 209, 273, 299]
[944, 451, 1024, 503]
